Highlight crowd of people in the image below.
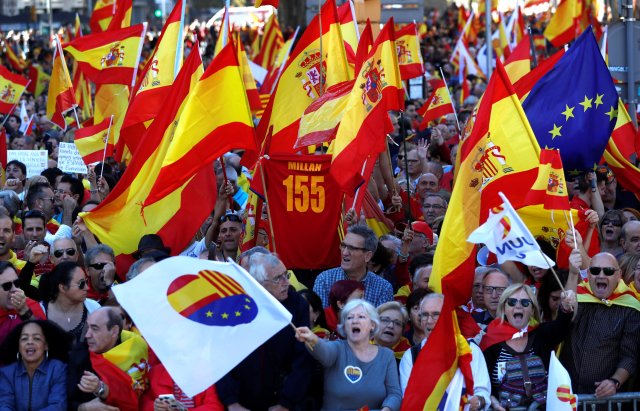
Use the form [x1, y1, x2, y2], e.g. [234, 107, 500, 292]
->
[1, 2, 640, 411]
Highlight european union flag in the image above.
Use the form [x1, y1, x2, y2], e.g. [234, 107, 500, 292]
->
[522, 27, 618, 172]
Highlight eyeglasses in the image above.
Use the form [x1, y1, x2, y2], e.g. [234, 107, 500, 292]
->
[220, 213, 242, 223]
[380, 317, 403, 328]
[601, 219, 622, 227]
[0, 279, 20, 291]
[483, 286, 507, 296]
[53, 248, 76, 258]
[472, 283, 483, 290]
[423, 204, 445, 210]
[266, 271, 290, 284]
[88, 262, 108, 270]
[339, 242, 369, 253]
[588, 266, 618, 276]
[418, 312, 440, 321]
[506, 298, 533, 308]
[71, 279, 87, 289]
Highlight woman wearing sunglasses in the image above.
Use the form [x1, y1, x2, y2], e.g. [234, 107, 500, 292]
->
[38, 261, 100, 344]
[480, 283, 577, 411]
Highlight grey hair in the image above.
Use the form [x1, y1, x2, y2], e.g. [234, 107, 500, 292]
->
[85, 244, 115, 266]
[50, 238, 77, 256]
[423, 193, 448, 208]
[248, 253, 282, 283]
[0, 191, 20, 217]
[419, 292, 445, 311]
[379, 234, 401, 253]
[377, 301, 409, 324]
[412, 265, 432, 285]
[482, 268, 512, 285]
[238, 246, 270, 270]
[126, 257, 156, 281]
[347, 224, 378, 252]
[337, 299, 380, 338]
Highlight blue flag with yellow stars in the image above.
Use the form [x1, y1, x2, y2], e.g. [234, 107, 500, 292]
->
[522, 27, 618, 173]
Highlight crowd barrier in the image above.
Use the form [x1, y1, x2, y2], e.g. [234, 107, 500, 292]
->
[491, 392, 640, 410]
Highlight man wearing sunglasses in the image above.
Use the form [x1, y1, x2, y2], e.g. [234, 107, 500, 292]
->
[50, 238, 80, 266]
[0, 261, 46, 345]
[84, 245, 117, 304]
[560, 251, 640, 398]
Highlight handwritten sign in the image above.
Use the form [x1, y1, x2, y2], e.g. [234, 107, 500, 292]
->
[7, 150, 48, 177]
[57, 142, 88, 174]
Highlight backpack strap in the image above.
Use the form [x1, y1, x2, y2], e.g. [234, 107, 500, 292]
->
[517, 354, 533, 398]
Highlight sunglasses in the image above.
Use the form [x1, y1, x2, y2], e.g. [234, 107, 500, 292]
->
[220, 213, 242, 223]
[73, 279, 88, 290]
[53, 248, 76, 258]
[601, 219, 622, 227]
[506, 298, 532, 308]
[0, 279, 20, 291]
[588, 266, 618, 276]
[88, 262, 108, 270]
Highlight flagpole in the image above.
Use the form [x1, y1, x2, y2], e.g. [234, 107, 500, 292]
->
[527, 26, 538, 68]
[259, 157, 278, 255]
[399, 111, 413, 222]
[351, 157, 369, 210]
[72, 106, 81, 129]
[99, 115, 114, 183]
[219, 155, 233, 211]
[438, 67, 462, 136]
[318, 0, 324, 96]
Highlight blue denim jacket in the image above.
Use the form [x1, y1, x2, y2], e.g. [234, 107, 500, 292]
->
[0, 358, 67, 411]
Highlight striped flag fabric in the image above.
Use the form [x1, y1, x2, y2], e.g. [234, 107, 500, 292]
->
[525, 149, 571, 210]
[547, 351, 577, 410]
[63, 23, 147, 86]
[74, 116, 114, 165]
[417, 80, 454, 129]
[0, 65, 28, 114]
[396, 23, 424, 80]
[89, 0, 116, 33]
[3, 42, 27, 72]
[253, 13, 284, 70]
[112, 257, 292, 397]
[26, 64, 50, 98]
[503, 35, 531, 84]
[46, 37, 77, 130]
[603, 100, 640, 199]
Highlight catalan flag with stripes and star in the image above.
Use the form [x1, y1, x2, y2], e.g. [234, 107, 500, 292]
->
[112, 257, 292, 397]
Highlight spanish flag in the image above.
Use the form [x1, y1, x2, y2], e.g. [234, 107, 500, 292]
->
[257, 0, 350, 156]
[119, 0, 184, 158]
[330, 18, 403, 193]
[525, 149, 571, 210]
[89, 0, 115, 33]
[26, 64, 49, 98]
[63, 23, 147, 86]
[74, 115, 114, 165]
[0, 65, 28, 114]
[255, 0, 279, 8]
[74, 13, 83, 38]
[3, 42, 27, 72]
[142, 41, 257, 206]
[543, 0, 584, 47]
[253, 13, 284, 70]
[405, 60, 541, 410]
[46, 38, 76, 130]
[106, 0, 132, 31]
[417, 80, 453, 129]
[93, 84, 129, 152]
[338, 1, 358, 70]
[81, 46, 211, 257]
[396, 23, 424, 80]
[213, 7, 231, 57]
[604, 100, 640, 199]
[238, 37, 263, 111]
[503, 35, 531, 84]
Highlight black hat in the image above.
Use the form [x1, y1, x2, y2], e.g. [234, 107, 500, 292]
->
[133, 234, 171, 259]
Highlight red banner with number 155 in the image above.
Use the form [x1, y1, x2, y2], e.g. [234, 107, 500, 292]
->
[262, 153, 342, 270]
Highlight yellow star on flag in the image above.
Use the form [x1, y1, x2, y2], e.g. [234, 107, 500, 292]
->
[206, 311, 213, 317]
[235, 311, 241, 317]
[561, 105, 575, 121]
[594, 93, 604, 108]
[579, 95, 593, 112]
[221, 312, 229, 319]
[549, 124, 562, 139]
[605, 106, 618, 121]
[244, 305, 251, 310]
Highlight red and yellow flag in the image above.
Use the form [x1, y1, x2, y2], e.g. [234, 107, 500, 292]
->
[63, 23, 147, 86]
[3, 42, 27, 72]
[257, 0, 350, 156]
[330, 18, 403, 192]
[74, 115, 114, 165]
[119, 0, 184, 158]
[253, 13, 284, 70]
[26, 64, 50, 98]
[143, 41, 256, 206]
[107, 0, 132, 31]
[544, 0, 585, 47]
[81, 46, 212, 257]
[238, 36, 263, 111]
[417, 79, 454, 129]
[46, 38, 76, 130]
[255, 0, 279, 7]
[604, 100, 640, 199]
[396, 23, 424, 80]
[503, 35, 531, 84]
[338, 1, 358, 70]
[89, 0, 115, 33]
[404, 61, 541, 410]
[0, 65, 28, 114]
[525, 149, 571, 210]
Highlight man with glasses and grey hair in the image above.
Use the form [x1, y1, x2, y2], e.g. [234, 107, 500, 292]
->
[217, 252, 315, 411]
[560, 251, 640, 398]
[314, 224, 394, 308]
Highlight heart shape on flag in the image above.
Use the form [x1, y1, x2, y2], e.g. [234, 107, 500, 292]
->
[344, 365, 363, 384]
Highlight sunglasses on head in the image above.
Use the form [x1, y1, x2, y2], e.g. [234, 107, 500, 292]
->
[506, 298, 532, 308]
[53, 248, 76, 258]
[220, 213, 242, 223]
[88, 262, 108, 270]
[0, 279, 20, 292]
[588, 266, 618, 276]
